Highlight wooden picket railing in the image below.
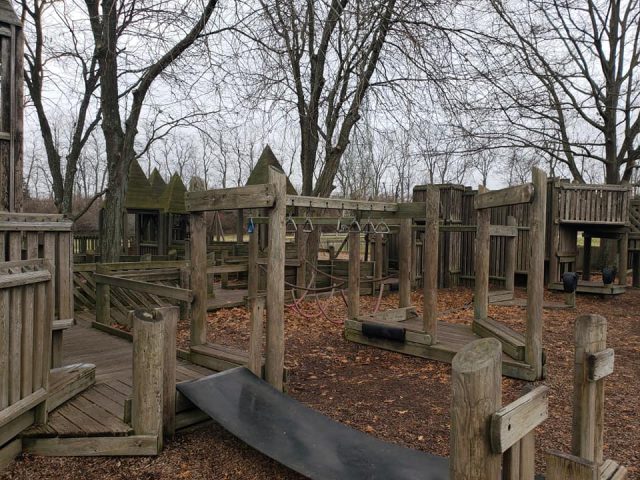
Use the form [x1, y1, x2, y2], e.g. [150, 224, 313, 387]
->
[0, 260, 53, 456]
[0, 213, 74, 367]
[556, 184, 631, 225]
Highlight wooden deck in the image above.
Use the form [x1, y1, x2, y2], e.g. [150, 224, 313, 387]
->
[23, 315, 212, 444]
[345, 314, 538, 381]
[548, 280, 625, 295]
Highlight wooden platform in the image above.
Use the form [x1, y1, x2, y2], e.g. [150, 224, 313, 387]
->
[21, 315, 213, 455]
[345, 315, 538, 381]
[548, 280, 625, 295]
[491, 297, 572, 310]
[207, 287, 247, 311]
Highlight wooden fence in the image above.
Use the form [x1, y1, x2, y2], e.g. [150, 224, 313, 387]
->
[0, 260, 52, 462]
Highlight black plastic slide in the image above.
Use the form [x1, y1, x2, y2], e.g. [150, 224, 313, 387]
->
[177, 367, 448, 480]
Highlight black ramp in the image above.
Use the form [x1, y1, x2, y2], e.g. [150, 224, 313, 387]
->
[177, 367, 449, 480]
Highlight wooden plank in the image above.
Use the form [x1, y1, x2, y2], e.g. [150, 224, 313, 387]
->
[0, 221, 72, 231]
[94, 274, 193, 302]
[0, 290, 8, 409]
[286, 194, 399, 212]
[0, 410, 34, 447]
[20, 284, 34, 398]
[490, 386, 549, 453]
[474, 183, 534, 209]
[0, 388, 46, 429]
[489, 225, 518, 237]
[265, 168, 286, 391]
[587, 348, 614, 382]
[8, 276, 22, 405]
[423, 186, 439, 342]
[546, 450, 597, 480]
[159, 307, 178, 439]
[22, 435, 158, 456]
[398, 219, 411, 308]
[186, 184, 276, 211]
[248, 296, 265, 377]
[0, 270, 49, 288]
[472, 317, 525, 361]
[0, 438, 21, 471]
[347, 231, 360, 319]
[474, 185, 490, 322]
[47, 363, 96, 412]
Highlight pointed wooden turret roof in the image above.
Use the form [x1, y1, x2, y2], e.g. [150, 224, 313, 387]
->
[0, 0, 21, 26]
[246, 145, 298, 195]
[124, 160, 156, 210]
[124, 161, 187, 213]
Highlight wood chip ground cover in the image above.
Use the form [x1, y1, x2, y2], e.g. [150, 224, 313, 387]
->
[3, 286, 639, 479]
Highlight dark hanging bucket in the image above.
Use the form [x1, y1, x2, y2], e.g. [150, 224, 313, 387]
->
[602, 266, 615, 285]
[562, 272, 579, 293]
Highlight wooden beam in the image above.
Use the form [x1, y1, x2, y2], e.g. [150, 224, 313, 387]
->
[0, 438, 21, 471]
[474, 185, 490, 322]
[488, 224, 518, 237]
[189, 212, 207, 347]
[158, 307, 178, 440]
[490, 385, 549, 453]
[546, 450, 597, 480]
[504, 216, 517, 292]
[265, 168, 286, 391]
[286, 195, 399, 212]
[474, 183, 535, 210]
[0, 270, 50, 289]
[22, 436, 159, 456]
[186, 184, 276, 211]
[398, 219, 412, 308]
[526, 168, 547, 380]
[587, 348, 614, 382]
[450, 338, 502, 480]
[94, 274, 193, 302]
[423, 186, 439, 342]
[248, 296, 265, 377]
[348, 231, 361, 319]
[0, 388, 46, 430]
[0, 221, 72, 232]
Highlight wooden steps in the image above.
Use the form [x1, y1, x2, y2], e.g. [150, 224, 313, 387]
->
[472, 318, 525, 361]
[549, 281, 625, 295]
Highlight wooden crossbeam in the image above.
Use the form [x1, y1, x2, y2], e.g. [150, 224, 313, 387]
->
[490, 385, 549, 453]
[489, 225, 518, 237]
[587, 348, 614, 382]
[94, 274, 193, 302]
[286, 195, 399, 212]
[186, 184, 276, 211]
[474, 183, 535, 210]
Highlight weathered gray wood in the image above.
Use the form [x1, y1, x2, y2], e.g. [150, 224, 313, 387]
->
[450, 338, 502, 480]
[399, 218, 411, 308]
[474, 183, 534, 209]
[587, 348, 614, 382]
[502, 441, 520, 480]
[489, 224, 518, 237]
[132, 310, 164, 452]
[0, 270, 49, 288]
[348, 230, 361, 319]
[247, 228, 259, 298]
[504, 216, 517, 292]
[0, 290, 8, 409]
[546, 450, 597, 480]
[179, 267, 191, 321]
[0, 388, 46, 429]
[189, 211, 207, 346]
[519, 429, 536, 480]
[474, 185, 490, 322]
[22, 435, 159, 456]
[248, 296, 265, 377]
[490, 386, 549, 453]
[94, 274, 193, 302]
[265, 167, 286, 391]
[286, 195, 399, 212]
[158, 307, 178, 440]
[186, 184, 276, 211]
[526, 168, 546, 379]
[423, 186, 439, 342]
[572, 314, 607, 464]
[0, 438, 21, 471]
[618, 232, 628, 286]
[95, 264, 111, 325]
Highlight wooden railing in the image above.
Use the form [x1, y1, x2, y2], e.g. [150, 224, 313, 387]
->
[556, 184, 631, 225]
[0, 259, 52, 452]
[0, 213, 74, 367]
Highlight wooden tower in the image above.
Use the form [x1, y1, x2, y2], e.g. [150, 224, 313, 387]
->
[0, 0, 22, 212]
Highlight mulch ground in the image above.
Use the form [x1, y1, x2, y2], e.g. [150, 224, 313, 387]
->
[3, 286, 639, 479]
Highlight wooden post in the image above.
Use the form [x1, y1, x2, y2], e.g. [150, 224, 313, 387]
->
[265, 167, 286, 391]
[572, 314, 607, 465]
[296, 227, 307, 295]
[374, 232, 384, 295]
[474, 187, 490, 322]
[348, 230, 361, 319]
[504, 216, 517, 292]
[95, 264, 111, 325]
[132, 309, 164, 451]
[565, 290, 576, 308]
[548, 181, 560, 285]
[248, 228, 259, 299]
[618, 232, 628, 286]
[583, 235, 592, 281]
[450, 338, 502, 480]
[424, 186, 439, 342]
[410, 228, 417, 288]
[526, 167, 547, 380]
[179, 267, 191, 321]
[546, 451, 598, 480]
[248, 296, 265, 377]
[236, 209, 244, 244]
[633, 251, 640, 288]
[189, 212, 207, 347]
[399, 218, 412, 308]
[157, 306, 177, 440]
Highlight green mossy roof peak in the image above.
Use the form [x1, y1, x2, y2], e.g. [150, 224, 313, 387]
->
[149, 168, 167, 198]
[246, 145, 298, 195]
[0, 0, 21, 26]
[157, 173, 187, 213]
[124, 159, 157, 210]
